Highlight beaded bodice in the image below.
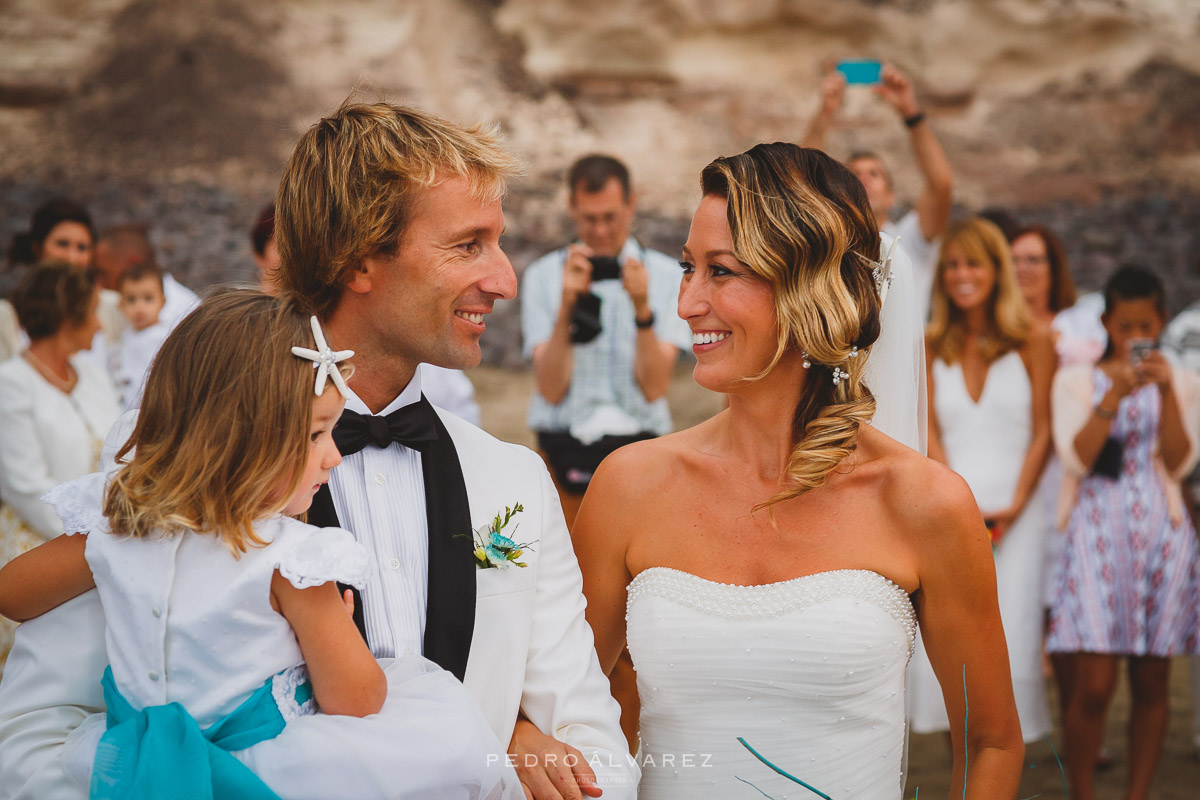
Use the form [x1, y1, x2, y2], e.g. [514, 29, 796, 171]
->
[626, 568, 916, 799]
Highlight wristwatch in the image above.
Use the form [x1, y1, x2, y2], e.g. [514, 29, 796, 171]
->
[635, 312, 655, 330]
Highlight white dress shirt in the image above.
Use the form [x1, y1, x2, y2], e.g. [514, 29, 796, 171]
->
[113, 321, 169, 411]
[418, 363, 481, 427]
[328, 372, 429, 659]
[521, 237, 692, 436]
[883, 210, 940, 323]
[160, 274, 200, 329]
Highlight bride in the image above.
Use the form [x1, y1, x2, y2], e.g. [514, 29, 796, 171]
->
[573, 143, 1023, 797]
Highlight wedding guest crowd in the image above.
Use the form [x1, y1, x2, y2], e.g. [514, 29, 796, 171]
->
[0, 203, 203, 678]
[796, 60, 1200, 797]
[0, 60, 1198, 799]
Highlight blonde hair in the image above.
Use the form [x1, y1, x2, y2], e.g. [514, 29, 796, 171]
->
[104, 288, 348, 554]
[701, 143, 882, 505]
[927, 217, 1031, 364]
[275, 101, 524, 317]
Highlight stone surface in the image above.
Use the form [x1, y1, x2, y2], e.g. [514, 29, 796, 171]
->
[3, 0, 1200, 365]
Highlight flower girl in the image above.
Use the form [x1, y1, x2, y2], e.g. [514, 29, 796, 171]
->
[0, 289, 518, 800]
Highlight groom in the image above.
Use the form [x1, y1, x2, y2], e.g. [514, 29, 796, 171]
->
[0, 104, 636, 800]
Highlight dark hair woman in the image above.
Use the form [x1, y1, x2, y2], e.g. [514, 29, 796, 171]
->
[0, 261, 119, 675]
[1, 199, 97, 361]
[1047, 264, 1200, 800]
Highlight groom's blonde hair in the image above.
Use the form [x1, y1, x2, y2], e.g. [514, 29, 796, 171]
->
[275, 101, 523, 317]
[700, 143, 881, 505]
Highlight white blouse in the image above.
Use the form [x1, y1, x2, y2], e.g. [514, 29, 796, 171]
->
[0, 354, 119, 538]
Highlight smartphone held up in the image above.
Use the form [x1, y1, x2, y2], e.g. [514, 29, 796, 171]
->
[1129, 337, 1157, 365]
[836, 60, 882, 85]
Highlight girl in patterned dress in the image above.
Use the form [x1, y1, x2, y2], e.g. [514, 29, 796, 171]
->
[1047, 265, 1200, 800]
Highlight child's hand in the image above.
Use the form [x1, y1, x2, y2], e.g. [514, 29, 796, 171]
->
[1108, 361, 1140, 398]
[1136, 349, 1172, 391]
[342, 588, 355, 618]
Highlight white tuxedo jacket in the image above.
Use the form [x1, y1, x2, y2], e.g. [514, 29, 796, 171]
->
[0, 410, 637, 799]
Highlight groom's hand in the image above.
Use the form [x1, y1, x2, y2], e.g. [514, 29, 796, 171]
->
[509, 717, 602, 799]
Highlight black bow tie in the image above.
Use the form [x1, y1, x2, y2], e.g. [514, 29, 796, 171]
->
[333, 397, 440, 456]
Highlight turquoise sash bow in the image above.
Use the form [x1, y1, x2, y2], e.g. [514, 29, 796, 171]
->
[90, 666, 285, 800]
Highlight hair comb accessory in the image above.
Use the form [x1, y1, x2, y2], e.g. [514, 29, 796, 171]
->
[872, 235, 900, 302]
[292, 316, 354, 398]
[831, 366, 850, 386]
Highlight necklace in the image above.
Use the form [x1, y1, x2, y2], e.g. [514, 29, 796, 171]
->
[23, 349, 77, 394]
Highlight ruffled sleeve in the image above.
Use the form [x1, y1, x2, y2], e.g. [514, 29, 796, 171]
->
[276, 526, 371, 590]
[40, 471, 108, 536]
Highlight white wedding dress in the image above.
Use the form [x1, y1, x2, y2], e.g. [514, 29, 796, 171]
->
[623, 235, 925, 799]
[627, 568, 916, 798]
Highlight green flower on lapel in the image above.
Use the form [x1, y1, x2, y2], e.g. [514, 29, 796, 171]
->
[471, 502, 535, 569]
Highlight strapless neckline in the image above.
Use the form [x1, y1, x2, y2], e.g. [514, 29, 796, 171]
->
[628, 567, 916, 639]
[627, 566, 918, 797]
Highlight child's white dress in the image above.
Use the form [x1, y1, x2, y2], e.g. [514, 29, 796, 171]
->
[46, 472, 520, 799]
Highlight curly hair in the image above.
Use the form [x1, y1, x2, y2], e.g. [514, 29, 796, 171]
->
[701, 143, 883, 505]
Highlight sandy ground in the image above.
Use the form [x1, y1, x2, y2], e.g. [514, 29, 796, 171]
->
[469, 362, 1200, 799]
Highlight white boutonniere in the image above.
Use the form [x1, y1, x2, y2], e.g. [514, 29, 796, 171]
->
[470, 502, 536, 569]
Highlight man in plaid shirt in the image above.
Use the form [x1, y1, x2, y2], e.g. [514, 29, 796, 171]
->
[521, 155, 692, 528]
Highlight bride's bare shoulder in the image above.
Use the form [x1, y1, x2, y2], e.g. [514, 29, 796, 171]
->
[587, 420, 717, 501]
[858, 426, 979, 530]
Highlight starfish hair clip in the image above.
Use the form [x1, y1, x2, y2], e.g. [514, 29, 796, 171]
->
[291, 316, 354, 398]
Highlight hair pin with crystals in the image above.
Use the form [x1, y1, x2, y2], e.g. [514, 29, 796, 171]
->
[292, 316, 354, 398]
[801, 345, 859, 386]
[872, 235, 900, 301]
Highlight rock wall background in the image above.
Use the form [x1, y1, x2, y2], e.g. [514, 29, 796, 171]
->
[3, 0, 1199, 364]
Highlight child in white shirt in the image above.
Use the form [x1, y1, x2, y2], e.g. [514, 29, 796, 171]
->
[113, 262, 169, 410]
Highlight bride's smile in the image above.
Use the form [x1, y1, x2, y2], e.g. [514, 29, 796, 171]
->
[575, 143, 1025, 798]
[679, 195, 799, 394]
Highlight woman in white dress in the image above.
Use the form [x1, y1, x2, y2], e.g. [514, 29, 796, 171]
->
[0, 261, 119, 673]
[908, 217, 1055, 743]
[574, 144, 1023, 798]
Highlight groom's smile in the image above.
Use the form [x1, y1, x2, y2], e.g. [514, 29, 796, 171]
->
[362, 175, 516, 373]
[454, 311, 485, 326]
